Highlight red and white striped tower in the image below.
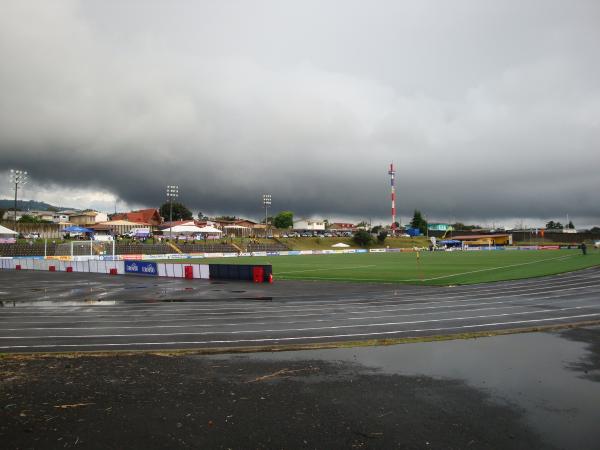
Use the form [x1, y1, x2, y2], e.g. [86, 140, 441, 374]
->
[388, 163, 397, 231]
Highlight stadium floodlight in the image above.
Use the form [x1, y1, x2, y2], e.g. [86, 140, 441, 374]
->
[262, 194, 272, 237]
[166, 185, 179, 240]
[9, 169, 28, 225]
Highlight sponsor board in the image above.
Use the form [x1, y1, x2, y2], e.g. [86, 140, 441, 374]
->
[299, 251, 313, 255]
[266, 252, 280, 256]
[120, 254, 144, 260]
[141, 254, 168, 260]
[369, 249, 386, 253]
[539, 245, 560, 250]
[46, 255, 72, 261]
[124, 260, 158, 276]
[252, 252, 267, 257]
[287, 251, 301, 256]
[356, 249, 368, 253]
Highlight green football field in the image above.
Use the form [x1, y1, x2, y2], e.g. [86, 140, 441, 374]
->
[166, 249, 600, 285]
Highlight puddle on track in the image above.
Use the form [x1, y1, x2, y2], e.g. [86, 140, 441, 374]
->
[209, 327, 600, 449]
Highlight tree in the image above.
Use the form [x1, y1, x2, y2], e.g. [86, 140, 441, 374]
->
[18, 215, 49, 224]
[353, 229, 373, 247]
[567, 221, 575, 229]
[273, 211, 294, 229]
[213, 215, 237, 221]
[159, 202, 193, 221]
[371, 225, 382, 234]
[197, 211, 208, 220]
[410, 210, 428, 234]
[546, 221, 563, 230]
[377, 230, 388, 244]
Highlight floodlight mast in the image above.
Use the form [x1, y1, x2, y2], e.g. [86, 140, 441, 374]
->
[9, 169, 28, 227]
[262, 194, 272, 237]
[388, 163, 396, 233]
[166, 185, 179, 240]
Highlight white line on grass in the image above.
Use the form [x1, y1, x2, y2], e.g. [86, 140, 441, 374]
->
[277, 264, 377, 274]
[281, 254, 578, 282]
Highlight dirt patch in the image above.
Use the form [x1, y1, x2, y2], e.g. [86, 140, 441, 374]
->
[0, 354, 548, 449]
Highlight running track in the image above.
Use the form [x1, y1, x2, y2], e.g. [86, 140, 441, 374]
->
[1, 268, 599, 353]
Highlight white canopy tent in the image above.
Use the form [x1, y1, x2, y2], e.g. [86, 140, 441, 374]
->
[331, 242, 350, 248]
[163, 225, 206, 235]
[0, 224, 18, 235]
[0, 224, 18, 243]
[197, 226, 223, 234]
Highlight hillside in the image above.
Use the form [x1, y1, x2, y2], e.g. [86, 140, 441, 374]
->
[0, 199, 76, 212]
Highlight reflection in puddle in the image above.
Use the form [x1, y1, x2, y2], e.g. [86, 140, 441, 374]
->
[220, 328, 600, 449]
[0, 299, 117, 307]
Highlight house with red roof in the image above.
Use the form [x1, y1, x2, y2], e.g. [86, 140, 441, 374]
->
[112, 208, 163, 226]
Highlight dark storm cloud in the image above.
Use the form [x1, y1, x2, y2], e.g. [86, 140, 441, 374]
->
[1, 0, 599, 225]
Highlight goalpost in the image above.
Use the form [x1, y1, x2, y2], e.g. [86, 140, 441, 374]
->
[66, 240, 115, 258]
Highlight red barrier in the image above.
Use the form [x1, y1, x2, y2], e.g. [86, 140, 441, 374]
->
[268, 273, 274, 284]
[49, 265, 56, 272]
[253, 266, 264, 283]
[109, 268, 118, 275]
[15, 264, 21, 270]
[184, 266, 194, 279]
[66, 267, 73, 272]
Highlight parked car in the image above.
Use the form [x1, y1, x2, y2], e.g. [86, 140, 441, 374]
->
[93, 234, 114, 242]
[594, 241, 600, 249]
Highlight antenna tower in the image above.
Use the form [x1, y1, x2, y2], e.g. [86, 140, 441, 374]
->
[388, 163, 397, 231]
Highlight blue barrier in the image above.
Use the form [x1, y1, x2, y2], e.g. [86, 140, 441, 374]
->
[124, 260, 158, 276]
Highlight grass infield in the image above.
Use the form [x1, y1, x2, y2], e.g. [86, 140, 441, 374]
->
[163, 249, 600, 285]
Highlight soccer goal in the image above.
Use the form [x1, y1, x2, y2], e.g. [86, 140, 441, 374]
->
[54, 240, 115, 257]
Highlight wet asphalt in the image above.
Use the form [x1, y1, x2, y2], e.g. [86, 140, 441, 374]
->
[1, 267, 600, 353]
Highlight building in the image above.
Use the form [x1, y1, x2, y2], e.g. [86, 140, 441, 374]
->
[329, 222, 356, 232]
[293, 219, 326, 231]
[428, 223, 454, 232]
[111, 208, 162, 226]
[452, 234, 513, 246]
[90, 220, 152, 236]
[69, 211, 109, 226]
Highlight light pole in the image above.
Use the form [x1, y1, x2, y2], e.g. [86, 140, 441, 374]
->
[166, 185, 179, 240]
[9, 169, 28, 227]
[262, 194, 271, 238]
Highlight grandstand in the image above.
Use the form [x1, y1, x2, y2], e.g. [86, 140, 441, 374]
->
[177, 243, 238, 253]
[0, 238, 289, 257]
[246, 241, 289, 252]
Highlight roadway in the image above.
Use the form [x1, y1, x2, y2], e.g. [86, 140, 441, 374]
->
[1, 267, 600, 353]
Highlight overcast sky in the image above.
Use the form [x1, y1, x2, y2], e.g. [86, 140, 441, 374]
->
[1, 0, 599, 227]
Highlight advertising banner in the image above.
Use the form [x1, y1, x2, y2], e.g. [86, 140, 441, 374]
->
[124, 260, 158, 276]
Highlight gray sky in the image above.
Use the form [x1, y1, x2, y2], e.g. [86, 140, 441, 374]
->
[1, 0, 599, 227]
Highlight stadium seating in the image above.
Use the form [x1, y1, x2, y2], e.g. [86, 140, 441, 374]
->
[177, 243, 237, 253]
[246, 242, 289, 252]
[0, 243, 57, 257]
